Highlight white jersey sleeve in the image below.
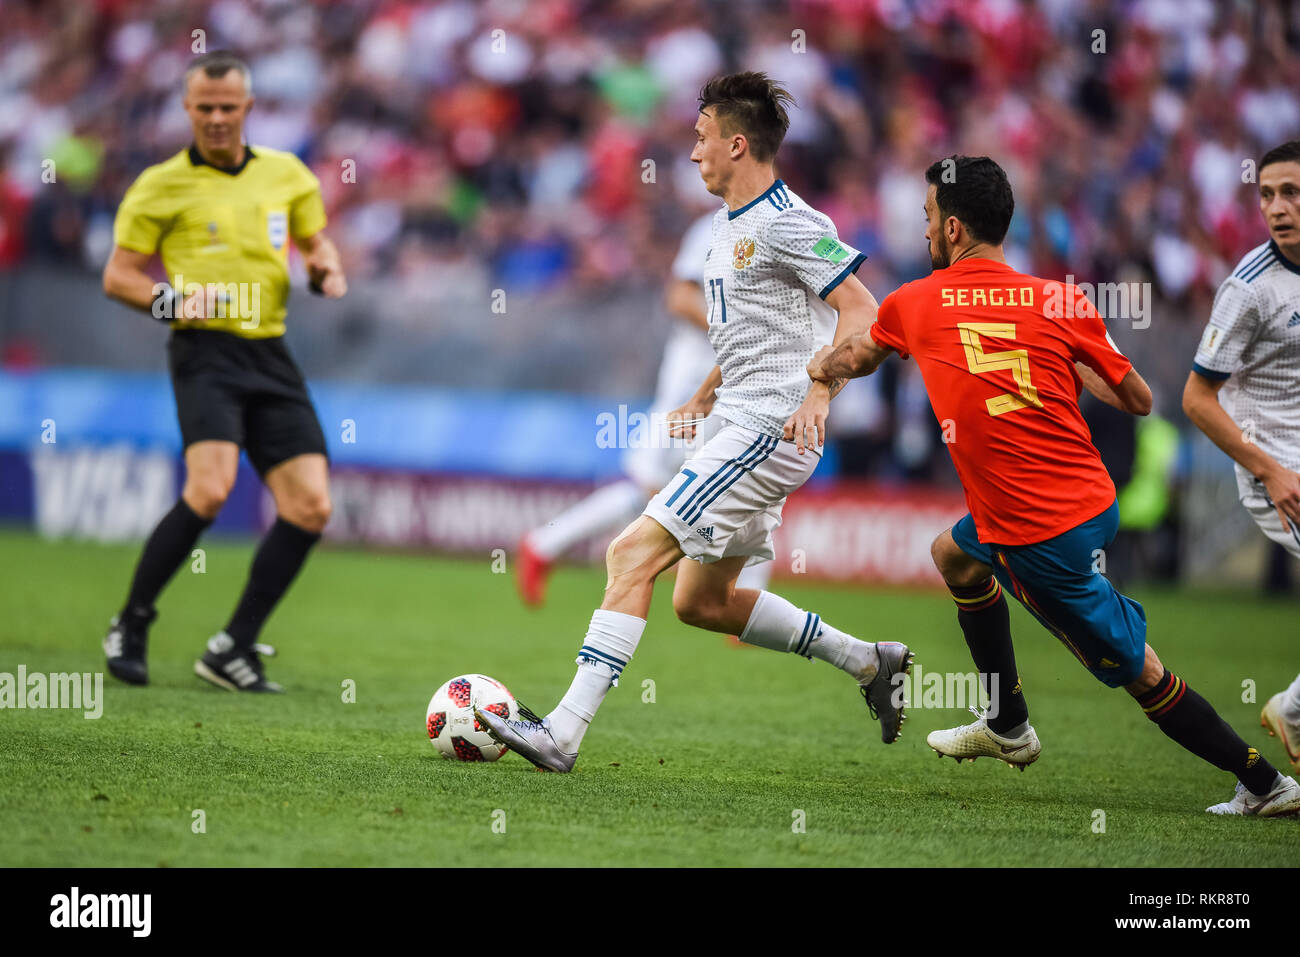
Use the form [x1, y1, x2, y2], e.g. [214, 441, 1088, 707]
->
[1194, 276, 1260, 380]
[1192, 240, 1300, 507]
[767, 207, 866, 300]
[671, 213, 717, 284]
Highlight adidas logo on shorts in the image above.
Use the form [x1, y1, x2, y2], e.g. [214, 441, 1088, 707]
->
[694, 525, 715, 543]
[1288, 311, 1300, 328]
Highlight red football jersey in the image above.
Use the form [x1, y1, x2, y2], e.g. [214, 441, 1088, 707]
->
[869, 257, 1133, 545]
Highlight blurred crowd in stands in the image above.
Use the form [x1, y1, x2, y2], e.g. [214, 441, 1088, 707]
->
[1, 0, 1297, 505]
[4, 0, 1297, 295]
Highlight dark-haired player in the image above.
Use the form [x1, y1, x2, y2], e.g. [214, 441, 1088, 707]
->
[810, 155, 1299, 816]
[1184, 139, 1300, 772]
[477, 72, 910, 771]
[101, 52, 346, 693]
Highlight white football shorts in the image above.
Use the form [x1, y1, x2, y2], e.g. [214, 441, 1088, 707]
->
[1246, 500, 1300, 560]
[643, 414, 820, 565]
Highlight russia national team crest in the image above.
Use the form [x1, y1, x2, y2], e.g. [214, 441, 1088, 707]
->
[267, 211, 288, 250]
[733, 236, 756, 269]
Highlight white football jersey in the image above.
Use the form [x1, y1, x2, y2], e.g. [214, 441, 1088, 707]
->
[1193, 239, 1300, 506]
[702, 179, 865, 438]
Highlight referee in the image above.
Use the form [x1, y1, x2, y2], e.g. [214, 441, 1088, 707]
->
[101, 51, 346, 693]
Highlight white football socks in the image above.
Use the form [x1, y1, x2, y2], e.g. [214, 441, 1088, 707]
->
[549, 609, 646, 753]
[1282, 672, 1300, 723]
[738, 590, 877, 678]
[528, 480, 646, 560]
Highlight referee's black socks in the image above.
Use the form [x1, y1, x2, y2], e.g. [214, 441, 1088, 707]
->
[948, 577, 1029, 736]
[122, 498, 213, 621]
[225, 517, 321, 649]
[1137, 669, 1280, 795]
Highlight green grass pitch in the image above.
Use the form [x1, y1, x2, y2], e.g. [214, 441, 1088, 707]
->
[2, 527, 1297, 866]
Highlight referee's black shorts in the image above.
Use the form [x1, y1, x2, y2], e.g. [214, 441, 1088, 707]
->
[167, 328, 328, 477]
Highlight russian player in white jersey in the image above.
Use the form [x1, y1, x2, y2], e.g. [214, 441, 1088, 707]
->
[1184, 139, 1300, 771]
[516, 211, 772, 606]
[478, 72, 910, 772]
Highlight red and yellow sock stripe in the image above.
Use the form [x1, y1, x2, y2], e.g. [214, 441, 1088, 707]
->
[1138, 669, 1186, 720]
[949, 578, 1003, 613]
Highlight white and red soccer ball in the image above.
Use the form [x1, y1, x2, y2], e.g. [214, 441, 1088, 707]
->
[426, 674, 518, 762]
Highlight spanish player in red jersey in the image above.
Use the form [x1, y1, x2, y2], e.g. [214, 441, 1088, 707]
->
[806, 155, 1300, 816]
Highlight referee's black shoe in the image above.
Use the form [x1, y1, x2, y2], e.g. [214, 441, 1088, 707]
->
[195, 632, 283, 693]
[104, 607, 155, 686]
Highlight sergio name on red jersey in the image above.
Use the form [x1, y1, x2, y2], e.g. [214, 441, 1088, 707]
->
[869, 258, 1133, 546]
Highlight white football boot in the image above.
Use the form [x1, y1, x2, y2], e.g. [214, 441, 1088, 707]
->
[1260, 693, 1300, 771]
[926, 706, 1041, 770]
[474, 702, 577, 773]
[1206, 774, 1300, 817]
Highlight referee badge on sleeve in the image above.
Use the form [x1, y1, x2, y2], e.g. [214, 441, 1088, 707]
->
[267, 211, 288, 250]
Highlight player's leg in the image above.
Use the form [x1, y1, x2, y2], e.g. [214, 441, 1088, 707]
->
[671, 555, 755, 634]
[195, 452, 328, 694]
[1245, 502, 1300, 768]
[924, 518, 1040, 765]
[931, 520, 1029, 736]
[991, 502, 1297, 812]
[480, 418, 764, 769]
[666, 419, 910, 741]
[547, 514, 685, 743]
[674, 555, 909, 741]
[229, 451, 330, 641]
[196, 355, 329, 693]
[477, 513, 686, 770]
[1127, 643, 1300, 815]
[105, 439, 238, 685]
[674, 555, 877, 681]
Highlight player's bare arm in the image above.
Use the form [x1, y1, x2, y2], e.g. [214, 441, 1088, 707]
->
[1183, 370, 1300, 528]
[294, 232, 347, 298]
[807, 325, 892, 383]
[1075, 362, 1152, 416]
[666, 364, 721, 440]
[103, 245, 217, 321]
[783, 274, 878, 453]
[665, 278, 709, 332]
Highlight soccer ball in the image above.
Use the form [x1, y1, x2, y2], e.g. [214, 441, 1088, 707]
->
[426, 674, 518, 762]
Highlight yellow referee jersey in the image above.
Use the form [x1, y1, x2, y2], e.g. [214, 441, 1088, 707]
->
[113, 144, 327, 339]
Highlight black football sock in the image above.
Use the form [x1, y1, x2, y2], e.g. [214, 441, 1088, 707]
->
[948, 578, 1028, 736]
[122, 498, 212, 618]
[1137, 669, 1279, 795]
[224, 517, 321, 649]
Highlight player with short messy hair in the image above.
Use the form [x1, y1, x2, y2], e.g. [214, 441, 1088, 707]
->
[1183, 138, 1300, 773]
[810, 154, 1299, 816]
[477, 72, 911, 771]
[101, 51, 346, 693]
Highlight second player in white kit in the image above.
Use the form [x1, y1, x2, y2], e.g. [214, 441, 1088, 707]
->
[1183, 139, 1300, 772]
[476, 72, 913, 772]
